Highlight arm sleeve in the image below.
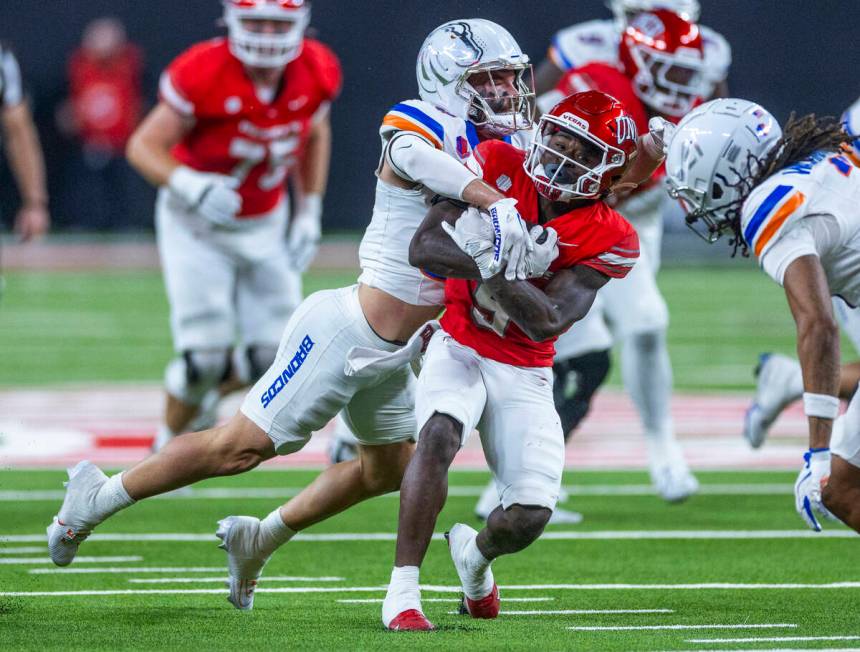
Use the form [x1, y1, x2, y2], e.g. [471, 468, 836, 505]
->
[385, 131, 476, 200]
[0, 47, 24, 107]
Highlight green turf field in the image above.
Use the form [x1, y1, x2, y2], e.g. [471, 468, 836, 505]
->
[1, 469, 858, 650]
[3, 264, 852, 390]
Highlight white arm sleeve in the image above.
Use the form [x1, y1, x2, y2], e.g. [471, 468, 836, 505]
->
[384, 131, 476, 200]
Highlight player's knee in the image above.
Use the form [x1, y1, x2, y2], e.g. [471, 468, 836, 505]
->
[246, 345, 278, 383]
[165, 350, 231, 405]
[629, 329, 665, 355]
[417, 414, 462, 466]
[359, 443, 412, 495]
[209, 420, 273, 475]
[504, 505, 552, 548]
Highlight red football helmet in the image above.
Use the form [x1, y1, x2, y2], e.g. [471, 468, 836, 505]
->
[223, 0, 310, 68]
[618, 9, 707, 117]
[524, 91, 639, 201]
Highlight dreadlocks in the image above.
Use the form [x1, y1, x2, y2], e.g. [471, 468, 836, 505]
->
[724, 113, 847, 257]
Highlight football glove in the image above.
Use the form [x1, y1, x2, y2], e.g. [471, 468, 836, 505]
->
[487, 198, 533, 281]
[441, 207, 496, 279]
[641, 116, 677, 160]
[794, 447, 834, 531]
[169, 166, 243, 227]
[288, 193, 323, 272]
[523, 226, 559, 279]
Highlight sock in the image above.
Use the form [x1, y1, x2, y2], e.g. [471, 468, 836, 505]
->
[382, 566, 421, 626]
[93, 473, 135, 522]
[461, 537, 493, 600]
[258, 508, 296, 556]
[622, 330, 674, 444]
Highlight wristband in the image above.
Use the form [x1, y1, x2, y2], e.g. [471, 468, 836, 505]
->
[802, 392, 840, 419]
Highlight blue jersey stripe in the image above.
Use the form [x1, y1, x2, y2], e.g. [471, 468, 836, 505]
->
[552, 34, 575, 70]
[465, 121, 480, 149]
[743, 184, 793, 245]
[390, 103, 445, 143]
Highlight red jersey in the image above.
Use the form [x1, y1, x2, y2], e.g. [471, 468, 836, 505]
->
[440, 141, 639, 368]
[68, 44, 143, 153]
[159, 38, 341, 217]
[555, 62, 666, 189]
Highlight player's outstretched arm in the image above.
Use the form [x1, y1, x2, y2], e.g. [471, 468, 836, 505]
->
[485, 265, 609, 342]
[783, 254, 841, 531]
[409, 198, 484, 280]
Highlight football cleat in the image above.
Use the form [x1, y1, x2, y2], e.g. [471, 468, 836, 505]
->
[647, 438, 699, 503]
[473, 482, 499, 521]
[216, 516, 272, 610]
[547, 507, 584, 525]
[46, 461, 108, 567]
[445, 524, 500, 619]
[386, 609, 436, 631]
[744, 353, 804, 449]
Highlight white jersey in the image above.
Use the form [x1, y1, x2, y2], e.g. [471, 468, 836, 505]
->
[358, 98, 532, 306]
[742, 150, 860, 308]
[548, 18, 731, 85]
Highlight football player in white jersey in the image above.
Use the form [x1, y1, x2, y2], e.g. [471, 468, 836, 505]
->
[666, 98, 860, 533]
[534, 0, 730, 99]
[46, 18, 546, 611]
[743, 98, 860, 448]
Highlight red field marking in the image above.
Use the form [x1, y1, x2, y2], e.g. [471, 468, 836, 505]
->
[0, 385, 811, 469]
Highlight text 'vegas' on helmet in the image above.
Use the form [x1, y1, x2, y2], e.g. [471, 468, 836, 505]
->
[664, 98, 782, 243]
[619, 9, 708, 117]
[416, 19, 535, 137]
[224, 0, 310, 69]
[524, 90, 639, 202]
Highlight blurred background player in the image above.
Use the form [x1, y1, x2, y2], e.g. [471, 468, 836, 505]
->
[515, 10, 708, 506]
[56, 17, 145, 231]
[126, 0, 341, 450]
[0, 41, 50, 243]
[46, 19, 539, 613]
[533, 0, 730, 100]
[743, 96, 860, 448]
[666, 98, 860, 533]
[384, 91, 671, 630]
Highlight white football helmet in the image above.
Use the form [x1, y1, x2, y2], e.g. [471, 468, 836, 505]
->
[416, 19, 535, 136]
[665, 98, 783, 243]
[224, 0, 310, 69]
[608, 0, 701, 25]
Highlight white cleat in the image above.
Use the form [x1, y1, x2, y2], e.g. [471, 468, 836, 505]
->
[647, 439, 699, 503]
[548, 507, 584, 525]
[216, 516, 272, 610]
[46, 461, 108, 567]
[744, 353, 804, 449]
[474, 482, 499, 521]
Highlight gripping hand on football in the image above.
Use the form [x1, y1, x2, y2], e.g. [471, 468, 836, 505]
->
[441, 207, 496, 279]
[169, 166, 243, 227]
[288, 193, 323, 272]
[487, 198, 533, 281]
[523, 225, 559, 279]
[794, 448, 835, 531]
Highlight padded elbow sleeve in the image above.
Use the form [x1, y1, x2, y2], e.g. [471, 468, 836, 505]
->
[385, 132, 476, 200]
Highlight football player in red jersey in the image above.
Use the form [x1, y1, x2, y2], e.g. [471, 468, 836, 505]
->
[382, 91, 670, 631]
[126, 0, 341, 450]
[525, 10, 708, 505]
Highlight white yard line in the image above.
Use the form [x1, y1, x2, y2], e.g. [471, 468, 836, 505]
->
[3, 530, 857, 544]
[0, 484, 795, 502]
[687, 636, 860, 644]
[568, 624, 798, 632]
[128, 576, 344, 583]
[0, 555, 141, 565]
[448, 609, 674, 615]
[31, 566, 227, 575]
[0, 546, 46, 554]
[337, 597, 555, 604]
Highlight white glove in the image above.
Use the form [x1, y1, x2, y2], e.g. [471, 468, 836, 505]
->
[641, 116, 677, 160]
[441, 207, 496, 279]
[487, 198, 533, 281]
[794, 448, 834, 531]
[288, 193, 323, 272]
[168, 166, 242, 227]
[523, 226, 559, 279]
